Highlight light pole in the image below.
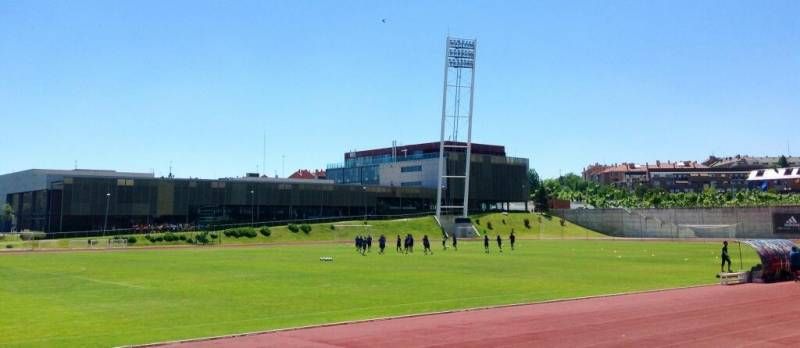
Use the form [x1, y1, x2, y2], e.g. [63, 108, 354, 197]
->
[250, 190, 255, 226]
[362, 186, 368, 222]
[103, 192, 111, 237]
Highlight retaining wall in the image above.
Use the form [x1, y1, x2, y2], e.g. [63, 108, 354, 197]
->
[554, 206, 800, 239]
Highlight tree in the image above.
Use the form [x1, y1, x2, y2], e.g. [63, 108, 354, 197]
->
[778, 155, 789, 168]
[534, 186, 549, 212]
[0, 204, 13, 223]
[527, 169, 541, 194]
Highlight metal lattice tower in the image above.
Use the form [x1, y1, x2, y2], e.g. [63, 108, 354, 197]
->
[436, 37, 476, 220]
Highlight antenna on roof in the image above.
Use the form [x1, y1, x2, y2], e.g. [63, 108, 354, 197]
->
[169, 160, 173, 179]
[263, 130, 267, 176]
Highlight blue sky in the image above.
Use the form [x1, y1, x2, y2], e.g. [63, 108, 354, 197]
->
[1, 1, 798, 179]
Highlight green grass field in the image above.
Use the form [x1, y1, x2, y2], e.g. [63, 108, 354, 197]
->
[0, 238, 760, 347]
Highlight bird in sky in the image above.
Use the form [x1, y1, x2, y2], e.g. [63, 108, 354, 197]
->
[381, 18, 387, 23]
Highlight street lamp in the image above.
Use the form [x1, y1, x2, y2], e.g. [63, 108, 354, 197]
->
[250, 190, 255, 226]
[103, 192, 111, 237]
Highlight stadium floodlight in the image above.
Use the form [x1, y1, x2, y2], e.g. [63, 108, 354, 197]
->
[436, 36, 477, 221]
[103, 193, 111, 237]
[250, 190, 255, 225]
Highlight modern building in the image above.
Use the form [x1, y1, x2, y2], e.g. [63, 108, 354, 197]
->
[326, 141, 529, 210]
[1, 141, 529, 233]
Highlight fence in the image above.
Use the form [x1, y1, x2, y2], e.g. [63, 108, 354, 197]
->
[554, 206, 800, 239]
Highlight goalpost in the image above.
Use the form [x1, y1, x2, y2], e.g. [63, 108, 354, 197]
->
[107, 237, 128, 249]
[676, 223, 742, 239]
[331, 223, 372, 242]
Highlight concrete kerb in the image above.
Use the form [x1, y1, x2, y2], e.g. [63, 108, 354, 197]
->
[128, 283, 721, 348]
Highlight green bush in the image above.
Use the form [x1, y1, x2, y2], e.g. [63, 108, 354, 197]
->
[185, 237, 194, 244]
[154, 236, 164, 242]
[163, 233, 178, 242]
[502, 219, 506, 225]
[5, 244, 12, 249]
[287, 224, 300, 233]
[524, 218, 531, 229]
[19, 231, 46, 241]
[178, 234, 187, 241]
[127, 236, 137, 244]
[259, 227, 271, 237]
[300, 224, 311, 234]
[475, 219, 480, 225]
[487, 222, 493, 230]
[210, 233, 218, 239]
[329, 224, 335, 230]
[195, 232, 211, 244]
[224, 228, 257, 238]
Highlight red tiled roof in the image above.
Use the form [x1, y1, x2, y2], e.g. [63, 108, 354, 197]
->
[289, 169, 327, 180]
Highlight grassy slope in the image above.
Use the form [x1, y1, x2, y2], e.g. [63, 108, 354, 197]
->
[0, 239, 759, 347]
[0, 213, 604, 251]
[1, 213, 602, 251]
[471, 212, 605, 239]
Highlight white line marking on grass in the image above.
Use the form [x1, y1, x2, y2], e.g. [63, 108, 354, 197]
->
[30, 269, 149, 290]
[69, 275, 148, 290]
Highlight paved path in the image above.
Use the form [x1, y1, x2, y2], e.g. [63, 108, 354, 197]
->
[159, 282, 800, 347]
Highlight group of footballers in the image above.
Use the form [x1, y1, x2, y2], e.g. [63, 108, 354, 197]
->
[483, 230, 516, 253]
[354, 230, 517, 255]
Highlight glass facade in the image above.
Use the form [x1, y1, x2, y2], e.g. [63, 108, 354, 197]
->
[6, 177, 437, 233]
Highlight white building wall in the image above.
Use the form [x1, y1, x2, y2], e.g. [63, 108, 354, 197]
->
[378, 158, 439, 188]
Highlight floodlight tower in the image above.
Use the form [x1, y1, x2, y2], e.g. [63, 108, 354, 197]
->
[436, 37, 476, 220]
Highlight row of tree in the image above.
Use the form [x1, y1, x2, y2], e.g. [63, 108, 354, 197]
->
[528, 170, 800, 209]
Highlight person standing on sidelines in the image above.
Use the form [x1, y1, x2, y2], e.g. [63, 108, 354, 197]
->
[484, 234, 490, 253]
[720, 241, 732, 273]
[423, 235, 432, 255]
[396, 234, 402, 253]
[496, 234, 503, 253]
[452, 233, 457, 251]
[509, 230, 516, 251]
[790, 246, 800, 282]
[378, 234, 386, 254]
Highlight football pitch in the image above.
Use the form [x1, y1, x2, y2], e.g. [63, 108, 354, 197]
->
[0, 239, 759, 347]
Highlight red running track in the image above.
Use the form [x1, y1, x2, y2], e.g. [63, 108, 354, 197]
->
[161, 282, 800, 348]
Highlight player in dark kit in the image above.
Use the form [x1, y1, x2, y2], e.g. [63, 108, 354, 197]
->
[720, 241, 732, 273]
[378, 235, 386, 254]
[789, 246, 800, 282]
[496, 235, 503, 252]
[423, 235, 432, 255]
[441, 233, 448, 250]
[366, 235, 373, 253]
[484, 234, 490, 253]
[509, 230, 516, 251]
[396, 235, 402, 253]
[452, 234, 457, 251]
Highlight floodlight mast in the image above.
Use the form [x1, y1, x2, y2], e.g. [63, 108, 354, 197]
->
[436, 37, 476, 221]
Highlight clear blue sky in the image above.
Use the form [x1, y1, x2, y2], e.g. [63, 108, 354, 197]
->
[1, 1, 798, 179]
